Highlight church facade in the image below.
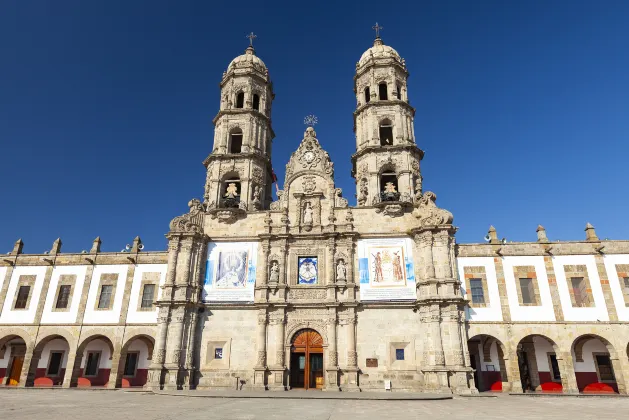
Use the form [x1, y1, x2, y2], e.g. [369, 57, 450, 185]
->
[1, 35, 629, 395]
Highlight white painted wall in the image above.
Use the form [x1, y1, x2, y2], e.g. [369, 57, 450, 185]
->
[127, 339, 150, 369]
[36, 339, 70, 369]
[477, 341, 501, 372]
[603, 254, 629, 322]
[457, 257, 502, 321]
[573, 339, 608, 372]
[552, 255, 608, 321]
[533, 336, 555, 372]
[0, 266, 47, 324]
[40, 265, 87, 324]
[502, 256, 555, 321]
[125, 264, 167, 324]
[82, 265, 128, 324]
[80, 339, 112, 369]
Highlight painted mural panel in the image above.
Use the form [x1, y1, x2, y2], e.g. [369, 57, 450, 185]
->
[298, 257, 318, 284]
[358, 238, 416, 301]
[203, 242, 257, 302]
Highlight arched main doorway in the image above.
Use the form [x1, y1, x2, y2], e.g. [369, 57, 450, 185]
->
[290, 329, 323, 390]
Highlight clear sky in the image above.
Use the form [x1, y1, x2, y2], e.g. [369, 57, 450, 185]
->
[1, 0, 628, 253]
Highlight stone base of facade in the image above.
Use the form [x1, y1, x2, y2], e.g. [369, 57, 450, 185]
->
[340, 368, 360, 392]
[266, 368, 286, 391]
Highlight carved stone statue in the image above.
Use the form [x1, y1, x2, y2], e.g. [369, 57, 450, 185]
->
[303, 202, 314, 225]
[412, 191, 454, 226]
[358, 179, 368, 206]
[384, 182, 397, 194]
[269, 261, 279, 283]
[336, 260, 347, 281]
[252, 185, 262, 210]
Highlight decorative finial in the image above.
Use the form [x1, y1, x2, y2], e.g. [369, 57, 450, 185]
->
[536, 225, 549, 243]
[585, 222, 599, 242]
[372, 22, 383, 39]
[304, 114, 318, 127]
[246, 32, 257, 47]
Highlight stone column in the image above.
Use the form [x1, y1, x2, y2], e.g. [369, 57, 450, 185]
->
[267, 309, 286, 391]
[557, 350, 579, 394]
[430, 304, 445, 366]
[327, 238, 336, 286]
[432, 230, 453, 279]
[106, 344, 123, 389]
[343, 312, 359, 391]
[417, 231, 435, 280]
[260, 242, 270, 287]
[253, 308, 268, 391]
[325, 310, 339, 391]
[62, 351, 81, 388]
[19, 348, 40, 387]
[506, 351, 522, 393]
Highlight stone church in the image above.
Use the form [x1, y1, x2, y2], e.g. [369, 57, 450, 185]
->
[1, 32, 629, 395]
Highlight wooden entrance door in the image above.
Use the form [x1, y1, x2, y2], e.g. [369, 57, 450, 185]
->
[290, 329, 323, 390]
[8, 356, 24, 386]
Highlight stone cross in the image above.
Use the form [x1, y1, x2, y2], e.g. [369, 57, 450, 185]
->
[372, 22, 383, 38]
[246, 32, 257, 47]
[304, 114, 318, 126]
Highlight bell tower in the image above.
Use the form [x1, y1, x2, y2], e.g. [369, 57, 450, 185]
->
[352, 25, 423, 207]
[204, 33, 275, 211]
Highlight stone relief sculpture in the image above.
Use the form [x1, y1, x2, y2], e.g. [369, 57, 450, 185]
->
[252, 185, 262, 210]
[357, 179, 368, 206]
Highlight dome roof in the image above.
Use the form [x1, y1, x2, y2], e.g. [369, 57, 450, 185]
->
[226, 46, 267, 74]
[357, 38, 404, 69]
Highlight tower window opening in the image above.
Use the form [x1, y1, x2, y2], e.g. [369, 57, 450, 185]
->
[396, 84, 402, 100]
[379, 119, 394, 146]
[230, 129, 243, 153]
[236, 92, 245, 109]
[378, 83, 388, 100]
[252, 94, 260, 111]
[364, 87, 370, 103]
[221, 178, 241, 208]
[380, 172, 400, 201]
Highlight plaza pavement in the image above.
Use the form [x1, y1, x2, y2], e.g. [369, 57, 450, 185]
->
[0, 389, 628, 419]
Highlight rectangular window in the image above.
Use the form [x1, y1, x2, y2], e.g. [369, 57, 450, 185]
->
[98, 285, 113, 309]
[519, 278, 536, 305]
[549, 354, 561, 382]
[571, 277, 589, 307]
[14, 285, 31, 309]
[84, 352, 100, 377]
[395, 349, 405, 361]
[47, 352, 63, 376]
[214, 348, 223, 360]
[123, 352, 139, 377]
[140, 284, 155, 308]
[56, 285, 72, 309]
[469, 278, 485, 304]
[596, 355, 615, 381]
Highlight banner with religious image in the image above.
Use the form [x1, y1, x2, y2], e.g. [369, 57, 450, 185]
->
[203, 242, 258, 302]
[357, 238, 416, 301]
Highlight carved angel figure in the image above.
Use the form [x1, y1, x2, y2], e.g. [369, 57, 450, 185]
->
[384, 182, 397, 193]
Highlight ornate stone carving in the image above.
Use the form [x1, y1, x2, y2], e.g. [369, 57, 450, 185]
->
[329, 351, 338, 367]
[334, 188, 348, 208]
[252, 167, 263, 184]
[276, 350, 285, 366]
[155, 349, 166, 364]
[302, 175, 316, 193]
[412, 191, 454, 226]
[252, 185, 262, 210]
[336, 260, 347, 281]
[256, 351, 266, 367]
[288, 288, 327, 300]
[169, 199, 205, 234]
[357, 179, 368, 206]
[347, 351, 358, 367]
[375, 203, 405, 217]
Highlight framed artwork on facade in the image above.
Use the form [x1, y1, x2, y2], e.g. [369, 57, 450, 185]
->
[367, 246, 406, 287]
[215, 250, 248, 288]
[298, 257, 318, 284]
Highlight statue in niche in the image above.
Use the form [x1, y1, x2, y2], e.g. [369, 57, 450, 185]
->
[252, 185, 262, 209]
[384, 182, 397, 194]
[336, 260, 347, 281]
[269, 260, 280, 283]
[224, 183, 239, 198]
[303, 201, 314, 225]
[358, 179, 368, 206]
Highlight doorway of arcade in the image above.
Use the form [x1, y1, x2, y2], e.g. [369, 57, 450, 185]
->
[289, 329, 324, 390]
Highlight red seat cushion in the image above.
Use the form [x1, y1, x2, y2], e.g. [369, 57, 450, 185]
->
[77, 377, 92, 387]
[583, 382, 615, 393]
[489, 381, 503, 391]
[121, 378, 131, 388]
[34, 377, 54, 387]
[540, 382, 563, 392]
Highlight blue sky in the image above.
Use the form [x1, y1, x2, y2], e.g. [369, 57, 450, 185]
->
[1, 0, 628, 253]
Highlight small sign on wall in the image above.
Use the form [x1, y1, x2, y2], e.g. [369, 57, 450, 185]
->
[366, 358, 378, 367]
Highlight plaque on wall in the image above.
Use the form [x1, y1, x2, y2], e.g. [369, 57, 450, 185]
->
[366, 358, 378, 367]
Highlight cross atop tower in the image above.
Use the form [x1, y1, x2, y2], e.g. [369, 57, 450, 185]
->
[304, 114, 318, 127]
[246, 32, 257, 47]
[372, 22, 383, 39]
